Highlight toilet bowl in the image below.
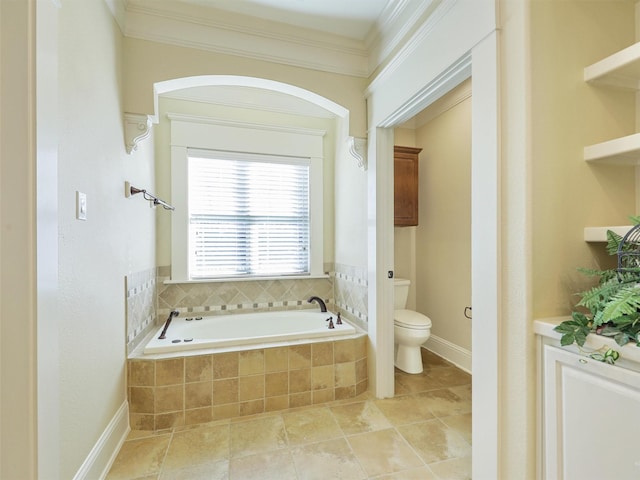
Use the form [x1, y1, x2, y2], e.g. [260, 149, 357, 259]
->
[394, 279, 432, 374]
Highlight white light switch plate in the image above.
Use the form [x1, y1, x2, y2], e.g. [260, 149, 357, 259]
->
[76, 191, 87, 221]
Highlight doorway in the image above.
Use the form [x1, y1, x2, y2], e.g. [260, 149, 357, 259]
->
[367, 37, 500, 478]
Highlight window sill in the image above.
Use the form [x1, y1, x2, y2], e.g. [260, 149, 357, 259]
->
[163, 274, 330, 284]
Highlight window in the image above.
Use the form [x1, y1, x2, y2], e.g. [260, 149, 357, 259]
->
[188, 150, 310, 279]
[168, 114, 325, 282]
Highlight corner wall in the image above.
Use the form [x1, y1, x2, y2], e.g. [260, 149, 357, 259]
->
[58, 1, 156, 477]
[531, 0, 637, 319]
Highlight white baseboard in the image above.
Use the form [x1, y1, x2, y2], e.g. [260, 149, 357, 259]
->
[423, 334, 472, 374]
[73, 401, 130, 480]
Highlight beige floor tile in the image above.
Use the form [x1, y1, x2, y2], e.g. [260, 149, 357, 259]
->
[282, 407, 343, 446]
[159, 459, 228, 480]
[372, 466, 438, 479]
[229, 415, 288, 458]
[292, 438, 367, 480]
[393, 371, 442, 395]
[420, 349, 452, 368]
[330, 400, 391, 435]
[106, 435, 171, 480]
[426, 367, 472, 388]
[440, 413, 472, 444]
[162, 423, 229, 473]
[347, 428, 423, 477]
[374, 393, 436, 425]
[397, 420, 471, 464]
[427, 455, 472, 480]
[422, 386, 472, 418]
[228, 449, 297, 480]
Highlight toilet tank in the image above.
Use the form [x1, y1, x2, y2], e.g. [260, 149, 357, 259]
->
[394, 278, 411, 310]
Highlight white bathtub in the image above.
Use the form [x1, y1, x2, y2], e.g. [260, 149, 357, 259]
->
[143, 310, 356, 354]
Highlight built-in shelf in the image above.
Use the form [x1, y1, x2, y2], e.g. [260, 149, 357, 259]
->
[584, 41, 640, 90]
[584, 132, 640, 165]
[584, 41, 640, 240]
[584, 225, 633, 242]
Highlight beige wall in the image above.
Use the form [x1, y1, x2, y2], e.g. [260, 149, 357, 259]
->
[531, 0, 636, 318]
[58, 1, 156, 477]
[392, 92, 472, 350]
[334, 128, 368, 270]
[123, 38, 368, 138]
[414, 93, 472, 351]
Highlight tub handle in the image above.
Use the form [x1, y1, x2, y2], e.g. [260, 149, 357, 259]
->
[158, 310, 179, 339]
[326, 316, 335, 329]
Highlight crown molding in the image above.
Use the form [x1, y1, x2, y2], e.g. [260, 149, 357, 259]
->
[114, 0, 452, 80]
[366, 0, 458, 98]
[366, 0, 436, 73]
[123, 2, 369, 77]
[103, 0, 126, 33]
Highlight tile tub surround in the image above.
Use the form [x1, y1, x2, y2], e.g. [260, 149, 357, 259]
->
[125, 268, 157, 354]
[128, 335, 368, 430]
[333, 263, 368, 324]
[156, 266, 335, 319]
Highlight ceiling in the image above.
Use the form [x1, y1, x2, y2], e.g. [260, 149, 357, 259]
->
[177, 0, 393, 40]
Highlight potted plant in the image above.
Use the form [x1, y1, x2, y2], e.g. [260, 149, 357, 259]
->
[554, 222, 640, 364]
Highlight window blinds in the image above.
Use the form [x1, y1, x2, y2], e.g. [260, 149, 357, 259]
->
[188, 151, 310, 279]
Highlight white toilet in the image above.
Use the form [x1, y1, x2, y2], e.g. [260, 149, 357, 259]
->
[393, 278, 432, 374]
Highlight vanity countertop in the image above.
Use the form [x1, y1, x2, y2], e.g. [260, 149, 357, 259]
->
[534, 317, 640, 371]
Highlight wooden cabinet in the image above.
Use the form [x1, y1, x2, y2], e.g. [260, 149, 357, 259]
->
[394, 146, 422, 226]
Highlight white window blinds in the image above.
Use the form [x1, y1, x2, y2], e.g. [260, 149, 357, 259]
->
[188, 150, 310, 279]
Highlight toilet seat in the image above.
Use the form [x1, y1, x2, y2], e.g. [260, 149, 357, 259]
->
[394, 309, 432, 329]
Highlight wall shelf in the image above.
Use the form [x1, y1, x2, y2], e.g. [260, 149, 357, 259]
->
[584, 132, 640, 165]
[584, 41, 640, 90]
[583, 225, 633, 242]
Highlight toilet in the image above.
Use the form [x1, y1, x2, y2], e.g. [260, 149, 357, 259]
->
[393, 278, 432, 374]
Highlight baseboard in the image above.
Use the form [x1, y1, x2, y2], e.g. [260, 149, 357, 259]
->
[73, 401, 130, 480]
[423, 334, 472, 374]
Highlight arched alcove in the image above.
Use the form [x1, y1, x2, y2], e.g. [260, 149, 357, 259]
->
[125, 75, 366, 166]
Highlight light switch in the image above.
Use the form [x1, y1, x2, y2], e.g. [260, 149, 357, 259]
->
[76, 191, 87, 221]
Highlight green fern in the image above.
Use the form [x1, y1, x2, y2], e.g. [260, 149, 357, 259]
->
[606, 230, 623, 256]
[599, 286, 640, 324]
[577, 279, 627, 312]
[555, 223, 640, 361]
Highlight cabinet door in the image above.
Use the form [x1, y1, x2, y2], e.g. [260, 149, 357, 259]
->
[394, 146, 422, 226]
[542, 345, 640, 479]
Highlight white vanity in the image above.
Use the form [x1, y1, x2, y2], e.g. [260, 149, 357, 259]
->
[535, 318, 640, 480]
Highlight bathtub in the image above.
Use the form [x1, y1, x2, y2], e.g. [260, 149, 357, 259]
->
[143, 310, 356, 354]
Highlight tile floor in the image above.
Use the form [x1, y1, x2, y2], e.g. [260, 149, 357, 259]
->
[106, 350, 472, 480]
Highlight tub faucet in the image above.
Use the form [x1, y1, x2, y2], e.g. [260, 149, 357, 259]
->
[158, 310, 179, 339]
[307, 296, 327, 312]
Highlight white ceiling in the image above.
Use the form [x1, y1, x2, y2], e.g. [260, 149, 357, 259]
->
[177, 0, 392, 40]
